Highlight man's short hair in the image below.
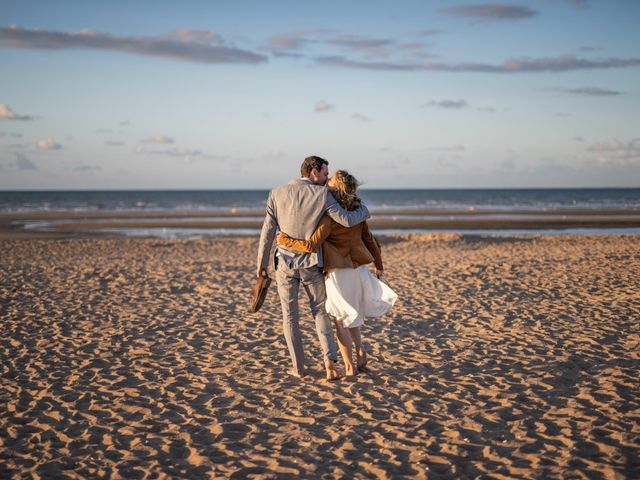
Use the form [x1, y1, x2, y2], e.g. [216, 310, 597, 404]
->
[300, 155, 329, 178]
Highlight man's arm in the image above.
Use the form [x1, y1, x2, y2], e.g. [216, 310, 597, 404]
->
[324, 191, 370, 227]
[256, 192, 278, 276]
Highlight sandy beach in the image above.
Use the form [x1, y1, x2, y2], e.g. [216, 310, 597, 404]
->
[1, 234, 639, 478]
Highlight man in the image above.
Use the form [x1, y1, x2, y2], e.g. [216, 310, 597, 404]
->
[256, 155, 370, 379]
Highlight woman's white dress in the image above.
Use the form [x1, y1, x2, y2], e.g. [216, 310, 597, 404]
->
[324, 265, 398, 328]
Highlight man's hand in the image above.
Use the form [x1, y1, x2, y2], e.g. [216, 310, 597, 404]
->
[375, 268, 383, 279]
[257, 267, 268, 278]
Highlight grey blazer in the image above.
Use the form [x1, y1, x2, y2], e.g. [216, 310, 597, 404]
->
[256, 178, 370, 270]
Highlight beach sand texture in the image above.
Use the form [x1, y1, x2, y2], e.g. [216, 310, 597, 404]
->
[1, 235, 639, 479]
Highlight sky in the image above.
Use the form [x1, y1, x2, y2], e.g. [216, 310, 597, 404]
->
[1, 0, 639, 189]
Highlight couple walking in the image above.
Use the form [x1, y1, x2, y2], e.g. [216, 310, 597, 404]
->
[256, 155, 397, 379]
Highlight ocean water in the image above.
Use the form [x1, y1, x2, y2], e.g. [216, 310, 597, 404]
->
[1, 188, 639, 213]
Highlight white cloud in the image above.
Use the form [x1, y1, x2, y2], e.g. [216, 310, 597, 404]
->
[587, 138, 640, 165]
[36, 138, 63, 150]
[105, 140, 126, 146]
[0, 103, 36, 121]
[314, 100, 334, 112]
[140, 134, 175, 145]
[162, 29, 222, 45]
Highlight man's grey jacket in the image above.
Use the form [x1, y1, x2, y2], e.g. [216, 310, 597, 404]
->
[256, 178, 370, 271]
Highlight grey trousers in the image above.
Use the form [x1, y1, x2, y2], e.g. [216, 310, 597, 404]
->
[275, 262, 338, 375]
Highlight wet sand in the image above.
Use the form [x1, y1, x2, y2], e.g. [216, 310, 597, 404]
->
[1, 235, 639, 478]
[1, 208, 640, 239]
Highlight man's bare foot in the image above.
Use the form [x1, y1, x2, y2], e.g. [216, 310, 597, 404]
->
[325, 359, 341, 381]
[356, 348, 369, 372]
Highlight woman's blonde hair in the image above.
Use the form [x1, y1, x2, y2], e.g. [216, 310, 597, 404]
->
[330, 170, 362, 211]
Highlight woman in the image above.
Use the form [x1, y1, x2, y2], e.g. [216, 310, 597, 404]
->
[277, 170, 397, 376]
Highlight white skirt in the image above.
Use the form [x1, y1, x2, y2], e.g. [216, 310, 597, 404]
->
[325, 265, 398, 328]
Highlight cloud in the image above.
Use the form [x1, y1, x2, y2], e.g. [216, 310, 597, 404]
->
[440, 4, 538, 21]
[327, 34, 394, 50]
[162, 29, 221, 45]
[105, 140, 126, 146]
[0, 103, 36, 121]
[318, 56, 415, 71]
[268, 33, 309, 51]
[36, 138, 63, 150]
[119, 121, 130, 126]
[587, 138, 640, 165]
[419, 29, 445, 36]
[425, 145, 466, 152]
[573, 136, 585, 142]
[352, 113, 371, 122]
[143, 147, 225, 162]
[423, 99, 469, 109]
[149, 147, 204, 157]
[316, 54, 640, 73]
[314, 100, 334, 112]
[265, 150, 286, 160]
[73, 164, 100, 172]
[478, 106, 496, 112]
[567, 0, 589, 9]
[140, 134, 175, 145]
[0, 25, 267, 65]
[0, 132, 23, 138]
[547, 87, 623, 96]
[265, 28, 333, 53]
[95, 128, 113, 134]
[15, 152, 37, 170]
[588, 138, 640, 153]
[266, 29, 433, 61]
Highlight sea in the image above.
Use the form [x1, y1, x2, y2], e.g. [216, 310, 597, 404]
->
[1, 188, 639, 237]
[1, 188, 639, 213]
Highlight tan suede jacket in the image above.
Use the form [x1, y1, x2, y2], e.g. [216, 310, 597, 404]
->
[277, 216, 383, 273]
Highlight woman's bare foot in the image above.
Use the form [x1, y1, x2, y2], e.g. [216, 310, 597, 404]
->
[345, 363, 358, 376]
[325, 359, 341, 381]
[356, 348, 369, 372]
